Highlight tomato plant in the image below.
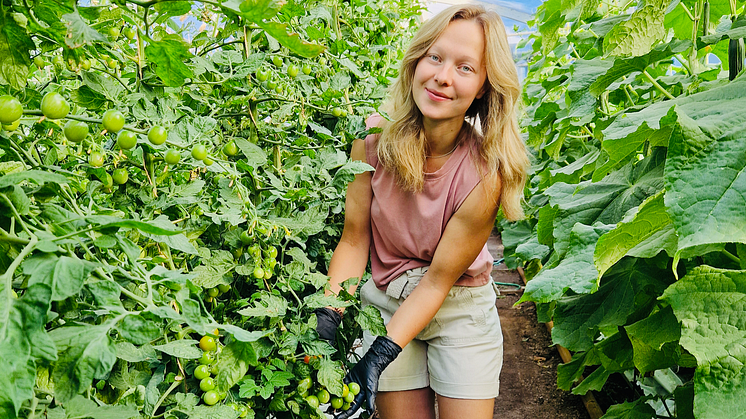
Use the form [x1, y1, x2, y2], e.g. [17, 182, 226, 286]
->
[0, 0, 422, 418]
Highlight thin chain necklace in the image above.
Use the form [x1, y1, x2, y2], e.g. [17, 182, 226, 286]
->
[426, 142, 459, 159]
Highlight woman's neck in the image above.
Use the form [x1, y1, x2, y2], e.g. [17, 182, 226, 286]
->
[422, 117, 464, 157]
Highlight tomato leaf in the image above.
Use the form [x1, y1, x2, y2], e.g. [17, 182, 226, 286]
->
[145, 37, 194, 87]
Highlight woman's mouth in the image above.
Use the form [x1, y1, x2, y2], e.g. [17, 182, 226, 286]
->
[426, 88, 450, 101]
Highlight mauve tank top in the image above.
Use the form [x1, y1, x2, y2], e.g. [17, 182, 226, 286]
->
[363, 114, 493, 290]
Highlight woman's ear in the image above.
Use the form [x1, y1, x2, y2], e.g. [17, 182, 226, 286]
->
[476, 82, 489, 100]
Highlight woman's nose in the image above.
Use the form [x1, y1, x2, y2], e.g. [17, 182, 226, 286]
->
[433, 65, 452, 86]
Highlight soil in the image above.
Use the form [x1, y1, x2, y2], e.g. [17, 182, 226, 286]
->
[488, 231, 592, 419]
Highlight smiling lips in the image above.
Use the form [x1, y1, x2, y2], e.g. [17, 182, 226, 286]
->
[426, 88, 451, 101]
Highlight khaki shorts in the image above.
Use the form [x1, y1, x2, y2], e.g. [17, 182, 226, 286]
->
[360, 267, 503, 399]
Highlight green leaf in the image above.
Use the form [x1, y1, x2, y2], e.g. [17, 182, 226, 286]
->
[214, 340, 257, 393]
[237, 292, 289, 318]
[85, 215, 182, 235]
[594, 191, 677, 277]
[625, 306, 682, 374]
[0, 170, 68, 189]
[664, 96, 746, 256]
[62, 395, 139, 419]
[193, 249, 234, 288]
[237, 0, 282, 21]
[81, 72, 125, 102]
[115, 342, 158, 363]
[603, 0, 668, 57]
[0, 12, 33, 89]
[234, 137, 268, 168]
[22, 254, 98, 302]
[316, 357, 344, 396]
[117, 315, 162, 345]
[145, 36, 194, 87]
[257, 21, 325, 58]
[599, 398, 656, 419]
[355, 305, 387, 336]
[520, 223, 613, 303]
[152, 339, 202, 359]
[61, 10, 106, 48]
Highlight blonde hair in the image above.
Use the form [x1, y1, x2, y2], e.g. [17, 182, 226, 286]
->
[376, 4, 529, 221]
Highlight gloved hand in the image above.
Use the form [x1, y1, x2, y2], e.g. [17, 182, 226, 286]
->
[335, 335, 402, 419]
[314, 307, 342, 345]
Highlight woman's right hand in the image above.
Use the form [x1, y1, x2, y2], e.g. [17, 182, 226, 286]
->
[314, 307, 342, 346]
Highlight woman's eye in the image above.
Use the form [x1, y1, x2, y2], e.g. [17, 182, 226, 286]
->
[460, 65, 473, 73]
[429, 54, 439, 62]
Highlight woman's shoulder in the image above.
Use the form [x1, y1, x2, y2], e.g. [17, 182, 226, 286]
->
[362, 113, 385, 167]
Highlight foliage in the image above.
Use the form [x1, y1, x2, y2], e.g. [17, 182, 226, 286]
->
[508, 0, 746, 417]
[0, 0, 423, 418]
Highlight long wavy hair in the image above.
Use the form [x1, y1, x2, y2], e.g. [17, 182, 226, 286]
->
[376, 4, 528, 221]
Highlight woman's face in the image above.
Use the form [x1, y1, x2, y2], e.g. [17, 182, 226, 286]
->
[413, 19, 488, 125]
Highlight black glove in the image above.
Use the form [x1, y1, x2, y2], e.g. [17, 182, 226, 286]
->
[314, 307, 342, 345]
[335, 335, 402, 419]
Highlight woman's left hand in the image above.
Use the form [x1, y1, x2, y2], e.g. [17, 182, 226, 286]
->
[335, 335, 402, 419]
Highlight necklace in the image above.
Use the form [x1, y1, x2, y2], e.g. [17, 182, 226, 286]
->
[426, 142, 459, 159]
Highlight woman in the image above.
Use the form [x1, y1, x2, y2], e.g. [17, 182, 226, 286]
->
[314, 5, 529, 419]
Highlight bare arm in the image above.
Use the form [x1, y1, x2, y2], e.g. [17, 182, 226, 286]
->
[325, 139, 372, 298]
[385, 174, 502, 347]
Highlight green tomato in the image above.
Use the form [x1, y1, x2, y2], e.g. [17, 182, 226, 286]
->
[207, 287, 220, 298]
[342, 401, 351, 410]
[217, 283, 230, 293]
[340, 109, 348, 117]
[191, 144, 208, 161]
[199, 336, 217, 352]
[148, 125, 168, 145]
[80, 59, 91, 70]
[331, 107, 342, 117]
[107, 59, 118, 69]
[274, 84, 284, 94]
[263, 268, 272, 279]
[240, 230, 253, 245]
[2, 119, 20, 131]
[34, 56, 46, 69]
[124, 26, 137, 40]
[272, 56, 283, 67]
[102, 109, 125, 133]
[287, 64, 299, 78]
[223, 141, 238, 156]
[202, 390, 219, 406]
[89, 151, 105, 167]
[248, 244, 261, 258]
[112, 168, 128, 185]
[266, 80, 277, 89]
[199, 351, 213, 365]
[164, 149, 181, 165]
[194, 364, 210, 380]
[318, 57, 327, 67]
[316, 389, 330, 404]
[200, 377, 216, 391]
[40, 92, 70, 120]
[344, 391, 355, 403]
[302, 64, 312, 75]
[252, 267, 264, 279]
[0, 95, 23, 124]
[203, 157, 214, 166]
[268, 246, 278, 259]
[330, 397, 344, 409]
[297, 377, 313, 393]
[52, 55, 64, 70]
[108, 26, 120, 39]
[348, 382, 361, 395]
[305, 395, 319, 409]
[256, 69, 269, 82]
[238, 405, 249, 418]
[100, 172, 114, 189]
[117, 130, 138, 150]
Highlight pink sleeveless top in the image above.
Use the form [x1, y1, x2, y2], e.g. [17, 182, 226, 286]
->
[364, 114, 493, 290]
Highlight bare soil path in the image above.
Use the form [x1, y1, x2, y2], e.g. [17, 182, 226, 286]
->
[488, 232, 590, 419]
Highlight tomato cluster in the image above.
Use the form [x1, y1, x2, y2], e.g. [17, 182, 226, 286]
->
[293, 357, 360, 413]
[194, 333, 225, 406]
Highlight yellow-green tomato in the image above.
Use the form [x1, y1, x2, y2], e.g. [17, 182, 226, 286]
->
[64, 120, 89, 142]
[117, 131, 138, 150]
[40, 92, 70, 120]
[191, 144, 208, 161]
[200, 377, 216, 391]
[102, 109, 125, 133]
[194, 364, 210, 380]
[316, 389, 330, 404]
[199, 351, 213, 365]
[148, 125, 167, 145]
[330, 397, 344, 409]
[112, 168, 128, 184]
[164, 149, 181, 165]
[348, 382, 361, 395]
[199, 336, 217, 352]
[207, 287, 219, 298]
[0, 95, 23, 124]
[344, 391, 355, 403]
[252, 267, 264, 279]
[202, 390, 219, 406]
[89, 151, 105, 167]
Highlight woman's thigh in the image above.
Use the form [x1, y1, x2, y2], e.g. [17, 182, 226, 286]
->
[436, 394, 494, 419]
[376, 387, 436, 419]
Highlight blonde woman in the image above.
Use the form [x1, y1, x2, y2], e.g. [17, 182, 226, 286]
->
[314, 4, 529, 419]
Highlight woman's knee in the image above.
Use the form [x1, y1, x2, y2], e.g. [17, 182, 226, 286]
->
[376, 387, 436, 419]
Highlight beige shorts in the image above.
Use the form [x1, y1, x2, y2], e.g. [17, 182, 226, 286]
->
[360, 267, 503, 399]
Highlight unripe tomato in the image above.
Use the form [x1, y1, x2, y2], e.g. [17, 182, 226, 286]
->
[223, 141, 238, 156]
[348, 382, 361, 395]
[80, 59, 91, 70]
[331, 107, 342, 117]
[305, 395, 319, 409]
[297, 377, 312, 393]
[248, 244, 261, 258]
[319, 57, 327, 67]
[330, 397, 344, 409]
[112, 168, 128, 184]
[200, 377, 216, 391]
[252, 267, 264, 279]
[340, 109, 348, 117]
[124, 26, 136, 40]
[2, 119, 20, 131]
[194, 364, 210, 380]
[274, 84, 283, 94]
[100, 172, 114, 189]
[202, 390, 219, 406]
[191, 144, 208, 161]
[256, 69, 268, 82]
[207, 287, 219, 298]
[341, 384, 349, 398]
[268, 246, 278, 259]
[263, 268, 272, 279]
[102, 109, 125, 133]
[240, 230, 252, 245]
[117, 131, 138, 150]
[272, 56, 283, 67]
[0, 95, 22, 124]
[199, 351, 213, 365]
[89, 151, 105, 167]
[203, 157, 213, 166]
[199, 336, 217, 352]
[238, 405, 249, 418]
[148, 125, 167, 145]
[316, 389, 330, 404]
[52, 55, 64, 71]
[217, 283, 230, 293]
[108, 26, 120, 39]
[40, 92, 70, 120]
[287, 64, 299, 78]
[302, 64, 312, 75]
[164, 149, 181, 164]
[344, 391, 355, 403]
[34, 56, 46, 69]
[342, 401, 351, 410]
